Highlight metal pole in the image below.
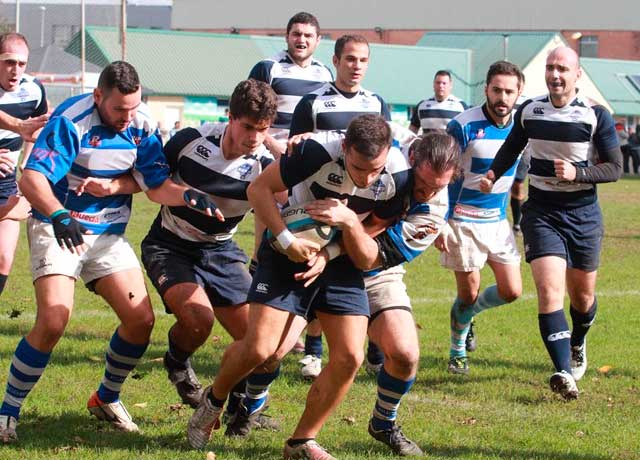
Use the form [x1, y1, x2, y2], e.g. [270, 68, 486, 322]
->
[503, 34, 509, 61]
[81, 0, 86, 93]
[39, 6, 46, 48]
[121, 0, 127, 61]
[15, 0, 20, 33]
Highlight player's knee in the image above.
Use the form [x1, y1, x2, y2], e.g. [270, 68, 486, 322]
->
[459, 291, 478, 306]
[176, 305, 215, 340]
[386, 345, 419, 373]
[330, 348, 364, 378]
[499, 285, 522, 303]
[242, 341, 277, 368]
[571, 292, 595, 311]
[126, 308, 155, 338]
[36, 317, 69, 348]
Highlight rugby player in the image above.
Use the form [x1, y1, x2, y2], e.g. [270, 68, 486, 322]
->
[187, 115, 411, 460]
[480, 47, 622, 399]
[289, 33, 391, 379]
[409, 70, 468, 134]
[249, 12, 333, 157]
[0, 33, 47, 302]
[0, 61, 218, 442]
[140, 79, 281, 435]
[436, 61, 525, 375]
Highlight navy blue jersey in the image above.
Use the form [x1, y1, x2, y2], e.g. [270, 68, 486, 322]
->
[289, 82, 390, 136]
[491, 94, 619, 208]
[282, 131, 411, 221]
[160, 123, 274, 243]
[249, 51, 333, 130]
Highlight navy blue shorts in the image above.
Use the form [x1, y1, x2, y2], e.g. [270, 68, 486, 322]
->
[141, 225, 251, 313]
[521, 200, 603, 271]
[248, 238, 369, 320]
[0, 173, 18, 206]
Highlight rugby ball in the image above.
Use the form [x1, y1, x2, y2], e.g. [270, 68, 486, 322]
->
[266, 203, 337, 254]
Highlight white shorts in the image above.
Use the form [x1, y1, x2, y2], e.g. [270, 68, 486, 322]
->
[27, 217, 140, 284]
[364, 265, 412, 319]
[440, 219, 521, 272]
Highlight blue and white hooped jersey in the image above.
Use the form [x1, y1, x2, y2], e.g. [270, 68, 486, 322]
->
[26, 93, 169, 234]
[447, 105, 519, 223]
[158, 123, 274, 244]
[283, 131, 411, 221]
[289, 82, 390, 136]
[411, 95, 468, 132]
[249, 51, 333, 130]
[0, 74, 47, 163]
[509, 95, 619, 207]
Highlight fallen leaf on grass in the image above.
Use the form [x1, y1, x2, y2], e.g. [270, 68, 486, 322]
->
[342, 416, 356, 424]
[460, 417, 477, 425]
[415, 323, 423, 330]
[575, 430, 585, 438]
[133, 402, 148, 408]
[147, 357, 164, 363]
[131, 371, 147, 380]
[597, 365, 613, 375]
[206, 452, 217, 460]
[169, 403, 184, 411]
[211, 335, 222, 343]
[88, 356, 102, 362]
[55, 446, 77, 453]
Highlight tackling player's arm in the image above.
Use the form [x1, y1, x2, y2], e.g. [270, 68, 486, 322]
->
[409, 102, 421, 134]
[0, 110, 49, 143]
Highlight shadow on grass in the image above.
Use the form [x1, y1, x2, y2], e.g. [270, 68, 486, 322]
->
[342, 439, 613, 460]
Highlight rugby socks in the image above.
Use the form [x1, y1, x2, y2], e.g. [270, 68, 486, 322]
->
[0, 274, 7, 296]
[471, 285, 507, 316]
[367, 341, 385, 366]
[167, 329, 193, 367]
[570, 299, 597, 347]
[0, 337, 50, 419]
[226, 378, 247, 416]
[510, 197, 523, 227]
[450, 297, 471, 359]
[539, 310, 572, 373]
[371, 367, 415, 431]
[97, 330, 148, 403]
[243, 366, 280, 415]
[304, 334, 323, 359]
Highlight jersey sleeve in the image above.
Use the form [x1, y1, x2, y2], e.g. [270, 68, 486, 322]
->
[132, 130, 171, 191]
[33, 79, 48, 116]
[446, 118, 467, 151]
[280, 139, 333, 188]
[377, 95, 391, 121]
[460, 99, 470, 110]
[491, 102, 530, 180]
[375, 199, 448, 267]
[25, 116, 80, 183]
[410, 102, 421, 128]
[289, 95, 316, 136]
[592, 106, 620, 154]
[163, 127, 201, 173]
[248, 60, 273, 83]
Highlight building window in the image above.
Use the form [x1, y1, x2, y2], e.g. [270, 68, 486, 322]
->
[579, 35, 599, 58]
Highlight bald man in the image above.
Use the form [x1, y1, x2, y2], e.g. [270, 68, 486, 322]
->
[479, 47, 621, 399]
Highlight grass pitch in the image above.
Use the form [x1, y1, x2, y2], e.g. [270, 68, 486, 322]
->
[0, 177, 639, 459]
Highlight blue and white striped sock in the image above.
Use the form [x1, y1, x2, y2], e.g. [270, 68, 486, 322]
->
[371, 367, 415, 431]
[471, 285, 506, 315]
[450, 297, 470, 359]
[0, 337, 51, 420]
[244, 367, 280, 415]
[97, 330, 148, 403]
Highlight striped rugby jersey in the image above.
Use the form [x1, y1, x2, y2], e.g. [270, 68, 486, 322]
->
[283, 131, 411, 221]
[493, 94, 619, 208]
[157, 123, 274, 244]
[249, 51, 333, 130]
[447, 105, 519, 223]
[289, 82, 390, 136]
[411, 95, 469, 132]
[25, 93, 169, 234]
[0, 74, 47, 164]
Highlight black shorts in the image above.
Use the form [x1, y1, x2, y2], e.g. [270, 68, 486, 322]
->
[0, 173, 18, 205]
[521, 200, 603, 271]
[248, 237, 369, 320]
[141, 225, 251, 313]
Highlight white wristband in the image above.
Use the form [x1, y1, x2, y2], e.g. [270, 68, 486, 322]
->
[276, 229, 295, 250]
[324, 242, 341, 260]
